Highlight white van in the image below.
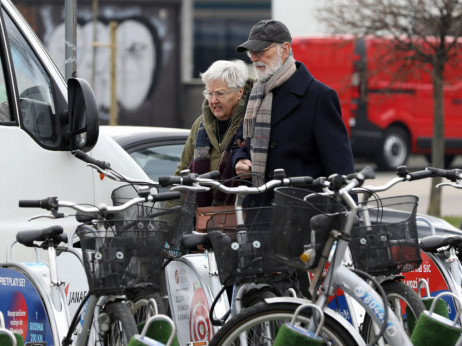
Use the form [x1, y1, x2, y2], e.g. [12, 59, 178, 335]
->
[0, 0, 149, 261]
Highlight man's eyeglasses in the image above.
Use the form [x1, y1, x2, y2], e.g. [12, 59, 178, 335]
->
[202, 89, 237, 100]
[246, 43, 279, 59]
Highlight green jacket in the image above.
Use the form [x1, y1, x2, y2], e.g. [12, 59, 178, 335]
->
[174, 77, 254, 176]
[164, 78, 253, 212]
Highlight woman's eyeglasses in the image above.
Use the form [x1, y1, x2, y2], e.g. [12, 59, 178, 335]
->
[202, 89, 237, 100]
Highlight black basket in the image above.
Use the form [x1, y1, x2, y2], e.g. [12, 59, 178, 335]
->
[111, 184, 195, 258]
[206, 206, 290, 286]
[269, 187, 347, 270]
[77, 224, 166, 295]
[350, 195, 421, 276]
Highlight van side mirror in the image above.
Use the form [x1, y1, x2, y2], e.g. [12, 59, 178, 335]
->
[68, 78, 99, 152]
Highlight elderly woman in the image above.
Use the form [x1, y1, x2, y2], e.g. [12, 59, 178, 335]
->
[173, 59, 253, 207]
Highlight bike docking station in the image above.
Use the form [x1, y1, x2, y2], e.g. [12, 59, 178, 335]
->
[273, 303, 325, 346]
[410, 291, 462, 345]
[129, 315, 178, 346]
[407, 278, 450, 333]
[164, 252, 229, 345]
[0, 256, 67, 345]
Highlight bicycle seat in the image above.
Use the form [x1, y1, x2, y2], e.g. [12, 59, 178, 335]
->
[16, 225, 68, 248]
[180, 232, 211, 250]
[419, 234, 462, 252]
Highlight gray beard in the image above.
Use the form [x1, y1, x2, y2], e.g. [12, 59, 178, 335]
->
[254, 54, 283, 82]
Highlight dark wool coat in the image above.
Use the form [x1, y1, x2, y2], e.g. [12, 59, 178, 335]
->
[232, 61, 355, 206]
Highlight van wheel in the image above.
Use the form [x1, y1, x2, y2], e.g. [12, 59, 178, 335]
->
[377, 126, 410, 171]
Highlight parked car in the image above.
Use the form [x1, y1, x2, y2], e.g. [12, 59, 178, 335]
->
[100, 125, 190, 182]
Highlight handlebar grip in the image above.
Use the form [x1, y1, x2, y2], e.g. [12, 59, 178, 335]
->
[358, 166, 375, 180]
[74, 150, 111, 170]
[158, 176, 182, 186]
[408, 169, 433, 181]
[198, 170, 220, 180]
[18, 200, 43, 208]
[426, 167, 462, 181]
[152, 191, 181, 202]
[158, 175, 195, 186]
[288, 176, 313, 186]
[19, 197, 57, 210]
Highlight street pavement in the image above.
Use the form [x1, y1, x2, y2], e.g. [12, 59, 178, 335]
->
[356, 155, 462, 217]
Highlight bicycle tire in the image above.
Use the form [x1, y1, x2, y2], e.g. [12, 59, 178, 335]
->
[361, 280, 425, 343]
[103, 302, 139, 345]
[209, 302, 358, 346]
[241, 287, 277, 308]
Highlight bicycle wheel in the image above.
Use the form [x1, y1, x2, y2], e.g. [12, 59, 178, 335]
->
[209, 302, 358, 346]
[361, 280, 425, 343]
[103, 302, 139, 345]
[130, 292, 167, 325]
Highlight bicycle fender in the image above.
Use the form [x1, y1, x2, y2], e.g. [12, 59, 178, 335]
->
[263, 297, 366, 346]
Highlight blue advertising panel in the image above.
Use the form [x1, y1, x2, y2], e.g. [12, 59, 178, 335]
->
[0, 267, 54, 345]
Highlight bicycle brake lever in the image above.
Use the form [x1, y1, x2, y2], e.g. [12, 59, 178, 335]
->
[436, 182, 462, 189]
[87, 163, 122, 181]
[28, 212, 69, 221]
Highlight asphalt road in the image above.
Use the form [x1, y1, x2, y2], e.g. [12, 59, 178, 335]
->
[356, 155, 462, 217]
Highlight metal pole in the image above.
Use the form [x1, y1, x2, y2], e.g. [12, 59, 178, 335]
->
[91, 0, 98, 87]
[109, 21, 117, 125]
[65, 0, 77, 80]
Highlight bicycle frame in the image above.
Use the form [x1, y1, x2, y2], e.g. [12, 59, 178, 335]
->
[304, 174, 415, 345]
[322, 242, 413, 345]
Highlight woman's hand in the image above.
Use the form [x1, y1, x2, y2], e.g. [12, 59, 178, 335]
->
[235, 159, 252, 179]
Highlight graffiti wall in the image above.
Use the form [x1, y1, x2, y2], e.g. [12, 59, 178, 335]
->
[15, 0, 182, 127]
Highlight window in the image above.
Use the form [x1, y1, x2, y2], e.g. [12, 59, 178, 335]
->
[4, 11, 57, 144]
[0, 56, 10, 122]
[130, 143, 185, 181]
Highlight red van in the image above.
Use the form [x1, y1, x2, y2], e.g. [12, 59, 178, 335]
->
[292, 35, 462, 170]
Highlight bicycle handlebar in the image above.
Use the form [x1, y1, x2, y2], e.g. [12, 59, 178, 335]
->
[18, 191, 181, 217]
[426, 167, 462, 182]
[159, 171, 318, 196]
[74, 149, 111, 170]
[355, 165, 459, 194]
[158, 171, 221, 187]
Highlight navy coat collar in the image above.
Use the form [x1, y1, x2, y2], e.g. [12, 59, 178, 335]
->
[271, 61, 314, 127]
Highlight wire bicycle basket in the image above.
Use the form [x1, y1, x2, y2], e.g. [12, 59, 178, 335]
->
[111, 184, 195, 258]
[77, 222, 166, 295]
[206, 206, 289, 286]
[269, 187, 347, 270]
[350, 195, 421, 276]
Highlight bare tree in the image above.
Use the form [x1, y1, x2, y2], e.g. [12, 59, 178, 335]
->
[317, 0, 462, 216]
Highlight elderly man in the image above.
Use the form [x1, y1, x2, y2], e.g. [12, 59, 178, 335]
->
[233, 19, 355, 206]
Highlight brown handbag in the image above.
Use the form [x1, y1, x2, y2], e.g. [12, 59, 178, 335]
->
[195, 205, 243, 233]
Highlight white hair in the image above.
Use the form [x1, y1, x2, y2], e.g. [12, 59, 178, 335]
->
[200, 60, 248, 89]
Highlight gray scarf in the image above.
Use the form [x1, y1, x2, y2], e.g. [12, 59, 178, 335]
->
[243, 55, 296, 186]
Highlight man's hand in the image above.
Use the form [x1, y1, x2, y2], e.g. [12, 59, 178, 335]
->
[235, 159, 252, 179]
[237, 138, 246, 148]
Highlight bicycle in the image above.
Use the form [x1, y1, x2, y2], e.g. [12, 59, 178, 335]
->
[406, 167, 462, 322]
[7, 185, 181, 345]
[207, 166, 427, 345]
